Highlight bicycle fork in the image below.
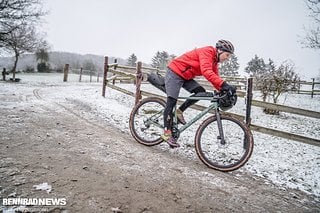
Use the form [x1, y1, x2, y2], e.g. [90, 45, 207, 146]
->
[215, 109, 226, 145]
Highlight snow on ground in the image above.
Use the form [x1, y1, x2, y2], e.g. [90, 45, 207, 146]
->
[1, 73, 320, 197]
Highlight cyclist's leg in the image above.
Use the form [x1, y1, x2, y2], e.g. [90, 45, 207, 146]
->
[179, 80, 206, 112]
[163, 96, 180, 147]
[163, 69, 184, 147]
[164, 69, 183, 129]
[163, 96, 177, 132]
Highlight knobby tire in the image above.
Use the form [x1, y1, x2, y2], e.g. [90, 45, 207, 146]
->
[195, 115, 254, 172]
[129, 97, 166, 146]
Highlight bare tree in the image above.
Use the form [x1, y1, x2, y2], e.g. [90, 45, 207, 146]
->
[0, 0, 47, 79]
[255, 59, 276, 102]
[268, 61, 300, 104]
[5, 25, 45, 79]
[247, 56, 300, 114]
[300, 0, 320, 49]
[0, 0, 45, 48]
[258, 61, 300, 114]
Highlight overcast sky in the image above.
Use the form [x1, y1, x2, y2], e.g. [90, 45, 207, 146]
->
[43, 0, 320, 80]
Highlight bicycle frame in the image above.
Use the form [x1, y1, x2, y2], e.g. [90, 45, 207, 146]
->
[176, 96, 219, 134]
[145, 94, 225, 143]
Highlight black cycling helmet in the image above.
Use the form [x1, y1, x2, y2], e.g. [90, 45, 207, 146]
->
[216, 40, 234, 54]
[218, 92, 237, 111]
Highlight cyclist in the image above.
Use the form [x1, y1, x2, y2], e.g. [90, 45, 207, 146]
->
[162, 39, 237, 147]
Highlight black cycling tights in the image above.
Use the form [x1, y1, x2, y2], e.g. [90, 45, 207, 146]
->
[163, 86, 206, 131]
[163, 96, 177, 131]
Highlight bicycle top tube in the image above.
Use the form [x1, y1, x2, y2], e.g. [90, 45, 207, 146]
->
[178, 92, 219, 102]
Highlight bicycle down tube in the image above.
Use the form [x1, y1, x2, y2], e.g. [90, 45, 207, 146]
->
[177, 96, 218, 133]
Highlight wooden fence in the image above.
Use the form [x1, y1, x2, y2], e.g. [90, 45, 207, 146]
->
[297, 79, 320, 98]
[101, 57, 320, 147]
[194, 76, 320, 98]
[62, 64, 101, 82]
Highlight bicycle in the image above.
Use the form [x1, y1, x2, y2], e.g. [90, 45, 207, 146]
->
[129, 72, 254, 172]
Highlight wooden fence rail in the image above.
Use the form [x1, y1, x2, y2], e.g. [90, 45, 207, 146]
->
[252, 99, 320, 119]
[101, 57, 320, 147]
[297, 79, 320, 98]
[62, 64, 101, 82]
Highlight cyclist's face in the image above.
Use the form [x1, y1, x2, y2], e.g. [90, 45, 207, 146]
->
[219, 52, 232, 63]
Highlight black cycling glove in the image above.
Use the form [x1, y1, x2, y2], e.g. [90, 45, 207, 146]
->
[221, 81, 236, 95]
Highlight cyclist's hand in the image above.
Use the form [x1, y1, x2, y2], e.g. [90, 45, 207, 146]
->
[221, 81, 236, 95]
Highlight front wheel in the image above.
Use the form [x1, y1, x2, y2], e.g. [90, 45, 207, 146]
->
[129, 97, 165, 146]
[195, 115, 254, 172]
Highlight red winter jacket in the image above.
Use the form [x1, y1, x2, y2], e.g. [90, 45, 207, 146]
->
[168, 46, 224, 90]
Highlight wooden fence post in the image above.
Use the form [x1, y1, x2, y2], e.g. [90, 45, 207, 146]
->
[2, 68, 6, 81]
[112, 59, 117, 85]
[102, 56, 108, 97]
[245, 78, 253, 126]
[63, 64, 69, 82]
[311, 78, 315, 98]
[135, 61, 143, 105]
[79, 67, 83, 82]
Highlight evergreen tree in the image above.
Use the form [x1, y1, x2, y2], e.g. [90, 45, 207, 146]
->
[83, 59, 96, 71]
[151, 51, 169, 70]
[219, 54, 239, 76]
[126, 53, 137, 67]
[35, 46, 50, 72]
[35, 48, 49, 64]
[266, 58, 276, 75]
[245, 55, 267, 77]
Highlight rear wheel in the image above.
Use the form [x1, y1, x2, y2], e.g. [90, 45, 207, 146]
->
[195, 115, 254, 172]
[129, 97, 165, 146]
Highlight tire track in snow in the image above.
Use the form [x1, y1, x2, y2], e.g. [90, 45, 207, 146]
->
[33, 88, 110, 132]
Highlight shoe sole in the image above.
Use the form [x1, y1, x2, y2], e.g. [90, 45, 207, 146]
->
[167, 141, 180, 148]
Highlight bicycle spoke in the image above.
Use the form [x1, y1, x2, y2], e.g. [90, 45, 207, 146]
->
[129, 98, 165, 146]
[195, 115, 253, 171]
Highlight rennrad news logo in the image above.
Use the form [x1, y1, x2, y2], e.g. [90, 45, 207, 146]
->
[2, 197, 67, 206]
